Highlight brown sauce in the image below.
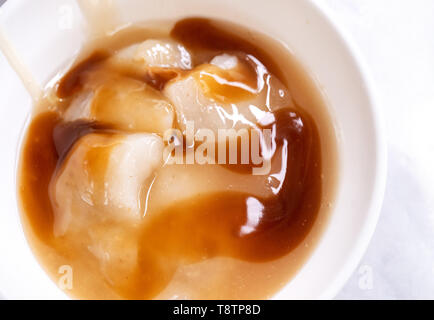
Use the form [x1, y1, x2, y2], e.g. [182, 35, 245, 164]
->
[19, 112, 58, 244]
[57, 51, 109, 99]
[18, 18, 338, 299]
[171, 18, 285, 82]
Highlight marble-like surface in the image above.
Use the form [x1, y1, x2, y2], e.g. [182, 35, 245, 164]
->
[319, 0, 434, 299]
[0, 0, 432, 299]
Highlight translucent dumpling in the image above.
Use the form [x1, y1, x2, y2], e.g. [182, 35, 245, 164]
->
[164, 53, 293, 134]
[111, 39, 192, 70]
[147, 144, 286, 215]
[50, 132, 164, 236]
[63, 75, 174, 134]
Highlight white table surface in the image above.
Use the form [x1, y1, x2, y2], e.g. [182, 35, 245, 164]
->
[320, 0, 434, 299]
[0, 0, 433, 299]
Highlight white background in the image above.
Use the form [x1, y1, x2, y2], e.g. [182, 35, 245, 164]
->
[320, 0, 434, 299]
[0, 0, 433, 299]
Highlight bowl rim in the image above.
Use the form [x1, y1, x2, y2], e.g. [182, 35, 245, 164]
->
[302, 0, 387, 299]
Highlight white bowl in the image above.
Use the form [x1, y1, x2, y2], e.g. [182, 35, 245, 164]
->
[0, 0, 386, 299]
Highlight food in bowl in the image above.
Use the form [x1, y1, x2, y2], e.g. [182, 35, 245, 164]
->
[17, 17, 338, 299]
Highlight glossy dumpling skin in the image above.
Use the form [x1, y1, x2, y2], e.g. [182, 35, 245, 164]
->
[61, 38, 194, 133]
[110, 39, 192, 70]
[63, 75, 174, 134]
[164, 53, 293, 135]
[147, 144, 287, 216]
[47, 132, 164, 292]
[49, 132, 164, 236]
